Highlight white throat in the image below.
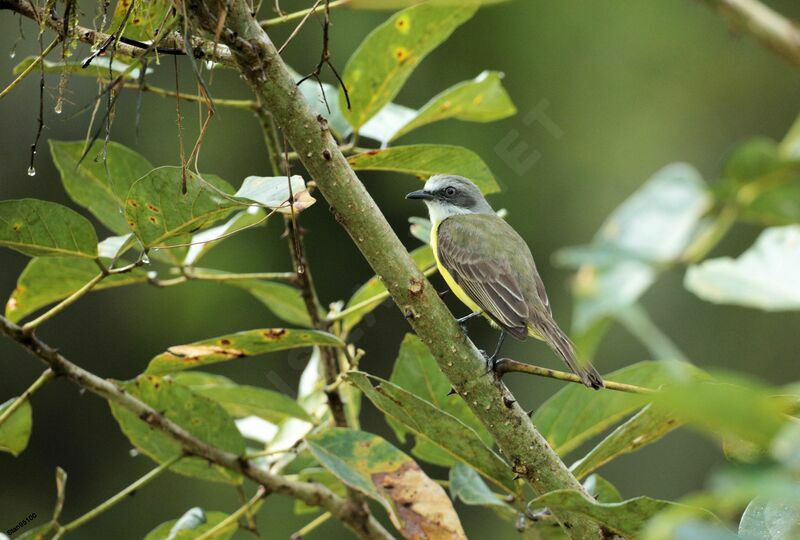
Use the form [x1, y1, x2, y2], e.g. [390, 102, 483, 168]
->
[425, 200, 470, 226]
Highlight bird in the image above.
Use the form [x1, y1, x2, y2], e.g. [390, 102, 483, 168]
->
[406, 175, 603, 389]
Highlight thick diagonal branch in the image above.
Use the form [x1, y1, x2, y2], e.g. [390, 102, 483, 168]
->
[699, 0, 800, 67]
[184, 2, 601, 537]
[0, 315, 392, 540]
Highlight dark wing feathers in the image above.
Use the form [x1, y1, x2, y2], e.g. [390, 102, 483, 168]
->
[437, 214, 548, 339]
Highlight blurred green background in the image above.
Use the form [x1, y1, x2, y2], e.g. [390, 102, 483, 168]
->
[2, 1, 800, 538]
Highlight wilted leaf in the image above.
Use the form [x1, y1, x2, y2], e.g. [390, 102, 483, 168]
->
[183, 210, 266, 266]
[14, 57, 150, 81]
[146, 329, 343, 374]
[388, 334, 491, 466]
[739, 498, 800, 540]
[535, 360, 696, 456]
[571, 404, 680, 480]
[449, 463, 516, 517]
[684, 226, 800, 311]
[50, 140, 154, 235]
[0, 200, 98, 259]
[528, 489, 714, 539]
[0, 398, 32, 456]
[125, 167, 236, 248]
[348, 371, 516, 494]
[172, 372, 312, 424]
[341, 246, 435, 333]
[110, 0, 174, 41]
[391, 71, 516, 141]
[294, 467, 347, 515]
[144, 507, 235, 540]
[224, 280, 314, 327]
[307, 428, 466, 539]
[234, 175, 315, 214]
[341, 2, 478, 129]
[5, 257, 146, 323]
[109, 375, 245, 484]
[349, 144, 500, 194]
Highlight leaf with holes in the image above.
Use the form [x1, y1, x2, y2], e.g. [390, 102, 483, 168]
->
[0, 398, 32, 456]
[534, 360, 698, 456]
[391, 71, 516, 141]
[348, 371, 516, 494]
[225, 280, 314, 327]
[341, 2, 478, 129]
[348, 145, 500, 194]
[342, 246, 435, 333]
[0, 200, 97, 259]
[125, 167, 237, 247]
[50, 140, 154, 235]
[109, 375, 245, 484]
[5, 257, 146, 323]
[172, 372, 312, 424]
[307, 428, 466, 539]
[388, 334, 491, 466]
[145, 329, 343, 375]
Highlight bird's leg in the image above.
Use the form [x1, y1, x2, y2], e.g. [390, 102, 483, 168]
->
[456, 311, 482, 334]
[484, 330, 507, 374]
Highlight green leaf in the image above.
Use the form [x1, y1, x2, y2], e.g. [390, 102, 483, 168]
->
[293, 467, 347, 515]
[583, 474, 623, 504]
[341, 246, 435, 333]
[388, 334, 491, 466]
[571, 404, 680, 480]
[528, 490, 714, 539]
[306, 427, 466, 539]
[0, 398, 32, 456]
[172, 372, 312, 424]
[225, 280, 313, 327]
[144, 508, 235, 540]
[5, 257, 146, 323]
[109, 375, 245, 484]
[348, 144, 500, 194]
[449, 463, 516, 517]
[684, 226, 800, 311]
[391, 71, 516, 141]
[648, 374, 793, 448]
[341, 2, 478, 129]
[14, 57, 151, 81]
[348, 371, 516, 494]
[125, 167, 237, 248]
[110, 0, 174, 42]
[145, 329, 343, 375]
[534, 360, 697, 456]
[739, 498, 800, 540]
[50, 140, 154, 235]
[720, 138, 782, 192]
[0, 200, 98, 258]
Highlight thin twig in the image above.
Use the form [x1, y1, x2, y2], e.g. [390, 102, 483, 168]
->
[20, 272, 106, 334]
[196, 486, 268, 540]
[0, 37, 60, 100]
[261, 0, 351, 28]
[0, 369, 54, 428]
[291, 512, 333, 540]
[121, 83, 257, 110]
[494, 359, 656, 394]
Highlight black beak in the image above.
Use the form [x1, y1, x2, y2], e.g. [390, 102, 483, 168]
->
[406, 189, 434, 201]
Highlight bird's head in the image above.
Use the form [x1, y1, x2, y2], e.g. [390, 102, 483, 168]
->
[405, 175, 493, 223]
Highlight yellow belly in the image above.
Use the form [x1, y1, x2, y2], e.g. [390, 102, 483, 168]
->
[431, 219, 482, 315]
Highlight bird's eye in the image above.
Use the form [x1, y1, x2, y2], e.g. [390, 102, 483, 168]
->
[444, 186, 457, 197]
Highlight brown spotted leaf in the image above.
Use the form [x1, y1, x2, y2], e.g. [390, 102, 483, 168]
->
[145, 329, 344, 375]
[307, 428, 466, 539]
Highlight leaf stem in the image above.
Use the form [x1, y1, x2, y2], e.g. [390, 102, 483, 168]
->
[195, 486, 268, 540]
[0, 37, 60, 100]
[680, 204, 738, 264]
[260, 0, 351, 28]
[493, 359, 656, 394]
[0, 368, 55, 428]
[291, 512, 332, 539]
[57, 454, 182, 535]
[21, 271, 106, 334]
[184, 268, 299, 283]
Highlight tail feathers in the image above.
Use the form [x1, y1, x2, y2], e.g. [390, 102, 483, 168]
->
[540, 319, 604, 390]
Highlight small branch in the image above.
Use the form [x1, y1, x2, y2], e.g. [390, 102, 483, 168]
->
[292, 512, 332, 540]
[183, 268, 299, 284]
[260, 0, 351, 28]
[57, 454, 182, 535]
[122, 83, 259, 110]
[0, 368, 54, 428]
[699, 0, 800, 67]
[20, 271, 106, 334]
[0, 315, 393, 540]
[0, 36, 60, 100]
[494, 359, 656, 395]
[195, 485, 268, 540]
